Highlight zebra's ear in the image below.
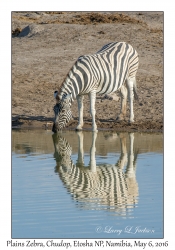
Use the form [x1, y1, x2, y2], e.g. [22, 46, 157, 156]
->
[54, 91, 58, 99]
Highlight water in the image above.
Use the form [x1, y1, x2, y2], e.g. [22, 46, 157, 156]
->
[12, 130, 163, 239]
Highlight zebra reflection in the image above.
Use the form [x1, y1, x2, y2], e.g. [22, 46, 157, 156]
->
[52, 132, 139, 216]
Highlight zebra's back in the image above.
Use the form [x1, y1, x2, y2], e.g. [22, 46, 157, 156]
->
[77, 42, 139, 95]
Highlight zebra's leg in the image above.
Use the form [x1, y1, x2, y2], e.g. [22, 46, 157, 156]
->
[126, 77, 135, 123]
[116, 85, 128, 121]
[89, 91, 98, 132]
[116, 133, 128, 169]
[76, 131, 84, 166]
[76, 95, 84, 130]
[89, 131, 97, 172]
[125, 133, 135, 177]
[125, 133, 138, 201]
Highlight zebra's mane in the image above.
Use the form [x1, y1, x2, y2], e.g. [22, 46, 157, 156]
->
[59, 59, 78, 96]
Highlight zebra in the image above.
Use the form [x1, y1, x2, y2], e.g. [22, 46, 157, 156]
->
[52, 131, 139, 215]
[52, 42, 139, 133]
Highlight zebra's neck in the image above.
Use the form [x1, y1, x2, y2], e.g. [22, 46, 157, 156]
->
[59, 62, 82, 101]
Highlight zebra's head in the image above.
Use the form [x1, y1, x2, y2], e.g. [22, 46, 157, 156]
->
[52, 91, 72, 133]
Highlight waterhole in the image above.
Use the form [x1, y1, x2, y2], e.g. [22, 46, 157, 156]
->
[12, 130, 163, 238]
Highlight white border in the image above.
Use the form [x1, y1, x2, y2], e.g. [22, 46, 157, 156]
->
[1, 0, 175, 249]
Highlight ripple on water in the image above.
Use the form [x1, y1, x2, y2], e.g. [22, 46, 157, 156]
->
[12, 130, 163, 238]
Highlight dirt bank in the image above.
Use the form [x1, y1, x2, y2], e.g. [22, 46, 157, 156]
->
[12, 11, 163, 132]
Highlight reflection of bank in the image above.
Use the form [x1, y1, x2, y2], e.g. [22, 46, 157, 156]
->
[52, 132, 139, 216]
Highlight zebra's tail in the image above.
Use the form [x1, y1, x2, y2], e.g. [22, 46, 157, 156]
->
[133, 78, 139, 101]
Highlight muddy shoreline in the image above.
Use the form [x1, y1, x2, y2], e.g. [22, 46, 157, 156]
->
[12, 117, 163, 133]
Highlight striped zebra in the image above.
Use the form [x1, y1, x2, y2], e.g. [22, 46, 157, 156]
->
[52, 42, 139, 132]
[53, 132, 139, 215]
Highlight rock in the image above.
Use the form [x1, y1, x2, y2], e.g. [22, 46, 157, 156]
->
[18, 24, 44, 37]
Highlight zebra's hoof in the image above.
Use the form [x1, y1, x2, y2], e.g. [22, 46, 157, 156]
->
[128, 120, 134, 123]
[92, 127, 98, 132]
[116, 116, 123, 122]
[75, 125, 83, 131]
[92, 130, 98, 133]
[75, 128, 83, 131]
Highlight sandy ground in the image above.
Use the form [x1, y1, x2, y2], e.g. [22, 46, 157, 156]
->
[12, 11, 163, 132]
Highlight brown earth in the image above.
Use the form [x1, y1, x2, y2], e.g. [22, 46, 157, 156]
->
[12, 11, 163, 132]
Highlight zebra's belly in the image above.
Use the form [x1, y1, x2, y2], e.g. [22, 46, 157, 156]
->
[80, 88, 117, 96]
[97, 82, 122, 95]
[79, 79, 123, 96]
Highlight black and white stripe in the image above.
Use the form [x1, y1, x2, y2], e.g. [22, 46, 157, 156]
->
[53, 96, 72, 131]
[52, 42, 139, 132]
[53, 132, 138, 214]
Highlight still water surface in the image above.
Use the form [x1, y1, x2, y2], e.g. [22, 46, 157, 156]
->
[12, 130, 163, 238]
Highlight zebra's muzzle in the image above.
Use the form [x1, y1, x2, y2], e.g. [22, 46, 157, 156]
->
[52, 119, 64, 133]
[52, 122, 60, 133]
[52, 122, 57, 133]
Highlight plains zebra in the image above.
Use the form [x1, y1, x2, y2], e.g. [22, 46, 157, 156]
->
[52, 42, 139, 132]
[52, 132, 139, 215]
